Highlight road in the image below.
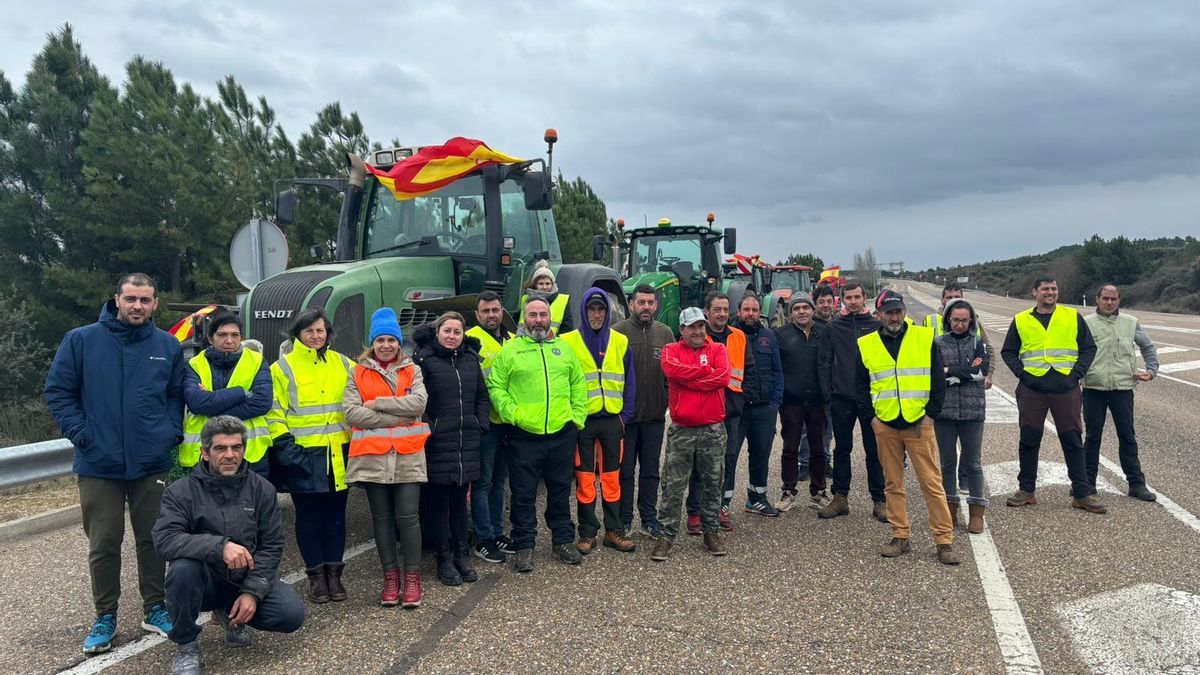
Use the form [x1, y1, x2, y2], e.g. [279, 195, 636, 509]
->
[2, 281, 1198, 674]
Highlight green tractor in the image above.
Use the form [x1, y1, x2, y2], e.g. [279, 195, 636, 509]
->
[230, 131, 625, 361]
[599, 215, 758, 334]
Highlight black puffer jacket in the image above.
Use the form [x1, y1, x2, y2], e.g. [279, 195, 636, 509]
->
[412, 323, 490, 486]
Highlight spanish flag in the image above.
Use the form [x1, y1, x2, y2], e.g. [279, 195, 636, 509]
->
[819, 266, 841, 284]
[365, 137, 524, 200]
[169, 305, 218, 342]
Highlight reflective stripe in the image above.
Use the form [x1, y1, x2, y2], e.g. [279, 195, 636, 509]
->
[1020, 348, 1078, 358]
[599, 372, 624, 383]
[870, 366, 929, 382]
[873, 389, 931, 401]
[481, 366, 491, 378]
[276, 357, 300, 410]
[292, 423, 351, 439]
[350, 424, 432, 441]
[293, 403, 343, 415]
[586, 389, 603, 398]
[730, 368, 744, 377]
[180, 425, 271, 446]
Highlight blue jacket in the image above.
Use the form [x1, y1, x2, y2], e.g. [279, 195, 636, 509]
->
[182, 347, 273, 420]
[738, 321, 784, 408]
[45, 300, 185, 480]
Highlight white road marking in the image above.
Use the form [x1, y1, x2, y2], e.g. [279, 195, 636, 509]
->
[982, 460, 1120, 499]
[967, 521, 1045, 675]
[1150, 346, 1189, 356]
[1157, 359, 1200, 374]
[1057, 583, 1200, 674]
[1156, 372, 1200, 390]
[1139, 324, 1200, 335]
[61, 539, 378, 674]
[985, 388, 1021, 424]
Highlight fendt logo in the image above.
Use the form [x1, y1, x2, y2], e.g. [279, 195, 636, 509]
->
[254, 309, 295, 320]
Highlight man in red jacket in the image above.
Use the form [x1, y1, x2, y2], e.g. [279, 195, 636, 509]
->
[650, 308, 731, 562]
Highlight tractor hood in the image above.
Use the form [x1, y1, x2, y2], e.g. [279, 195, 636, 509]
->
[622, 271, 680, 294]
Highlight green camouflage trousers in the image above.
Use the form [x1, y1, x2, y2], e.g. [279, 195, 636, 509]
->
[659, 422, 726, 538]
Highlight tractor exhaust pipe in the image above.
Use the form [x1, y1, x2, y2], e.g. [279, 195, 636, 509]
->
[336, 154, 369, 261]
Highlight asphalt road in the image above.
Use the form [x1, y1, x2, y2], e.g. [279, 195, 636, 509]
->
[3, 281, 1198, 674]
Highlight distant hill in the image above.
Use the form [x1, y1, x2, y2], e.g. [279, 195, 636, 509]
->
[915, 236, 1200, 313]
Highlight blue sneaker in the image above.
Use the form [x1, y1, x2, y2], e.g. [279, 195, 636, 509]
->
[639, 519, 664, 538]
[83, 613, 117, 654]
[141, 603, 172, 637]
[744, 499, 780, 518]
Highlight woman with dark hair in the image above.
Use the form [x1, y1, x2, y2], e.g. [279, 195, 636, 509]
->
[267, 308, 356, 603]
[934, 299, 990, 533]
[412, 312, 490, 586]
[343, 308, 430, 609]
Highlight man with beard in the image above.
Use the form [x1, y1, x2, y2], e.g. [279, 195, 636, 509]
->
[487, 297, 589, 573]
[854, 293, 958, 565]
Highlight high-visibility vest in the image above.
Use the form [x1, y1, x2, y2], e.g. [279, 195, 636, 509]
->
[179, 350, 271, 467]
[707, 327, 746, 393]
[1015, 306, 1079, 376]
[859, 326, 934, 423]
[348, 363, 431, 457]
[560, 329, 629, 415]
[267, 339, 354, 491]
[467, 325, 506, 424]
[519, 292, 570, 334]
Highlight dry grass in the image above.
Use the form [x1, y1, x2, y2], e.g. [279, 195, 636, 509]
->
[0, 477, 79, 523]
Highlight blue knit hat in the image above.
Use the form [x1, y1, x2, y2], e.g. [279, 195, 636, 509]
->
[369, 307, 403, 343]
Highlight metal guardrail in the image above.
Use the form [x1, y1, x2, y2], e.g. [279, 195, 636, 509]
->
[0, 438, 74, 492]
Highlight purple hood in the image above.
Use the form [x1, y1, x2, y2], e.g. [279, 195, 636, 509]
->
[577, 287, 611, 365]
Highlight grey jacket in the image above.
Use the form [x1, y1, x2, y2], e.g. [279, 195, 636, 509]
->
[935, 321, 988, 423]
[343, 356, 429, 484]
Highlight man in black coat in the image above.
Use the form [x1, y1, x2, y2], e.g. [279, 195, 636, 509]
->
[153, 416, 305, 675]
[776, 294, 829, 511]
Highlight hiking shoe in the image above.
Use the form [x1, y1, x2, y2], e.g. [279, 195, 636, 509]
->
[1129, 485, 1157, 502]
[818, 494, 849, 519]
[871, 501, 889, 523]
[171, 640, 201, 675]
[880, 538, 911, 558]
[650, 537, 672, 562]
[1071, 495, 1108, 514]
[495, 534, 515, 555]
[575, 536, 598, 555]
[809, 490, 831, 510]
[777, 491, 798, 512]
[744, 499, 781, 518]
[703, 532, 727, 556]
[473, 538, 507, 564]
[83, 613, 117, 654]
[1006, 490, 1037, 507]
[937, 543, 961, 565]
[552, 543, 583, 565]
[686, 514, 702, 536]
[141, 602, 172, 637]
[603, 531, 637, 553]
[216, 610, 252, 647]
[513, 548, 534, 573]
[719, 505, 735, 531]
[639, 519, 665, 539]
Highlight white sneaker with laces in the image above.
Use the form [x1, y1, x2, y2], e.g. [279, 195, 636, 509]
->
[809, 490, 831, 510]
[777, 493, 798, 512]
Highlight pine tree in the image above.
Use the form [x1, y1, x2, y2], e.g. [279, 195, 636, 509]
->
[552, 172, 608, 263]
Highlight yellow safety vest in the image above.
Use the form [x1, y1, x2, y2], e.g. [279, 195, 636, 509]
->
[520, 293, 570, 334]
[267, 339, 354, 491]
[1015, 306, 1079, 376]
[179, 350, 271, 467]
[560, 329, 629, 415]
[858, 326, 934, 423]
[467, 325, 507, 424]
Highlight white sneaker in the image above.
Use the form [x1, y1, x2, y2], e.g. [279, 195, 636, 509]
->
[809, 490, 831, 510]
[777, 492, 798, 512]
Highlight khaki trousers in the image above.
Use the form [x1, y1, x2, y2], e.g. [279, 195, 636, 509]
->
[872, 418, 954, 545]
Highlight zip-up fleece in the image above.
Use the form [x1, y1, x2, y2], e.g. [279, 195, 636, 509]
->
[487, 330, 588, 436]
[612, 315, 674, 423]
[662, 339, 730, 427]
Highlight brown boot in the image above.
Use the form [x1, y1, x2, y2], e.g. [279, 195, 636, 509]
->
[306, 565, 330, 603]
[948, 500, 960, 529]
[650, 536, 672, 562]
[880, 538, 911, 558]
[325, 562, 347, 601]
[702, 532, 727, 556]
[575, 536, 597, 555]
[967, 503, 986, 534]
[818, 494, 849, 519]
[937, 543, 961, 565]
[603, 531, 636, 553]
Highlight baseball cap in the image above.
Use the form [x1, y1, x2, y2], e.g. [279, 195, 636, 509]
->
[586, 294, 607, 307]
[679, 307, 706, 326]
[875, 290, 906, 313]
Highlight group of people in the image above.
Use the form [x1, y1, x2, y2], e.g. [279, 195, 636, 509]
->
[44, 266, 1160, 674]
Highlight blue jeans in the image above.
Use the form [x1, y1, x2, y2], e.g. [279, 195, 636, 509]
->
[724, 403, 779, 504]
[471, 424, 510, 541]
[291, 490, 348, 567]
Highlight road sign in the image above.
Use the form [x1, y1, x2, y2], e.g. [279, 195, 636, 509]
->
[230, 219, 289, 289]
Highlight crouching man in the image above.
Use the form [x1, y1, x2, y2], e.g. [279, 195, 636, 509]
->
[153, 416, 305, 674]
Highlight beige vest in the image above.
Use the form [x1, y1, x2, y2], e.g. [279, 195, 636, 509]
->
[1082, 312, 1138, 391]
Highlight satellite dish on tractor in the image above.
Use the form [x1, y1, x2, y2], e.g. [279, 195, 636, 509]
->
[230, 219, 289, 289]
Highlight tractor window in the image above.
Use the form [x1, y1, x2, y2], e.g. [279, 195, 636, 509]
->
[364, 176, 488, 258]
[631, 234, 703, 277]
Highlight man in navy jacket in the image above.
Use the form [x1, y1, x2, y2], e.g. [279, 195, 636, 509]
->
[45, 273, 185, 654]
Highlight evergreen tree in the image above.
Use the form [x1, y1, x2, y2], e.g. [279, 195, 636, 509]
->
[779, 252, 825, 271]
[552, 172, 607, 263]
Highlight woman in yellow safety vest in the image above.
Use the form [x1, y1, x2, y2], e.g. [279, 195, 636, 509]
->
[267, 308, 354, 604]
[343, 307, 430, 609]
[520, 259, 572, 336]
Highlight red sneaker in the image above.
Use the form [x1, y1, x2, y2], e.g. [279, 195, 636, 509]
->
[380, 568, 400, 607]
[719, 505, 734, 532]
[401, 571, 422, 609]
[686, 514, 702, 536]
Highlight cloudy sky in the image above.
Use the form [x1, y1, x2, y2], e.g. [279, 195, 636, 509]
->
[4, 1, 1199, 270]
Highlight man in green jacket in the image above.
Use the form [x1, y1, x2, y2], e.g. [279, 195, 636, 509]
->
[1082, 284, 1159, 501]
[487, 296, 588, 573]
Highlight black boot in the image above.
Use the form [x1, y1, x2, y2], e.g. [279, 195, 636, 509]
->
[437, 551, 462, 586]
[305, 565, 330, 603]
[454, 549, 478, 583]
[325, 562, 347, 601]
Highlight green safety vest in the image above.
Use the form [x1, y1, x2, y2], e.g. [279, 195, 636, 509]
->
[560, 329, 629, 415]
[267, 339, 354, 491]
[1015, 306, 1079, 377]
[467, 325, 506, 424]
[858, 326, 934, 423]
[179, 350, 271, 467]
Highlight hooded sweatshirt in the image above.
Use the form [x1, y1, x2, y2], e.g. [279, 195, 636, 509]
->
[566, 287, 636, 424]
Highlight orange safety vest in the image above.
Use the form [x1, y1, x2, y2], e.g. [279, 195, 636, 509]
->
[348, 365, 431, 457]
[707, 326, 746, 393]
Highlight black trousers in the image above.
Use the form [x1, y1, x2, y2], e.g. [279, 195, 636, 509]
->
[425, 482, 471, 556]
[508, 426, 577, 551]
[829, 397, 885, 502]
[165, 558, 304, 645]
[780, 403, 827, 495]
[576, 415, 624, 538]
[619, 420, 665, 527]
[1016, 383, 1089, 499]
[1083, 388, 1145, 490]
